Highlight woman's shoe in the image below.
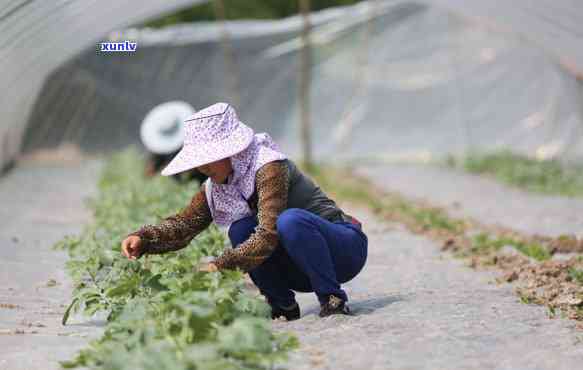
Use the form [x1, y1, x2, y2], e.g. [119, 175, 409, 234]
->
[319, 295, 351, 317]
[269, 300, 300, 321]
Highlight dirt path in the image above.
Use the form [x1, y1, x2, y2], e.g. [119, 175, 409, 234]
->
[0, 159, 104, 370]
[274, 205, 583, 370]
[356, 164, 583, 237]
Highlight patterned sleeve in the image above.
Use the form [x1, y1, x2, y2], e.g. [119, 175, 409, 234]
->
[211, 160, 289, 272]
[127, 188, 213, 256]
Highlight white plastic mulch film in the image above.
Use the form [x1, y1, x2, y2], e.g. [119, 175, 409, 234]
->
[2, 0, 583, 172]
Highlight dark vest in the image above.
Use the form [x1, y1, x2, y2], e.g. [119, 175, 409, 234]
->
[247, 159, 345, 222]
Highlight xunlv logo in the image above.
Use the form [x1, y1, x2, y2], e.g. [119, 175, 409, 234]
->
[100, 41, 137, 52]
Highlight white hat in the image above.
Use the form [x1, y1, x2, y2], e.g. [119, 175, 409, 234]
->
[140, 101, 195, 154]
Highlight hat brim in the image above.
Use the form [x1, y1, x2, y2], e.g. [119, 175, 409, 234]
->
[160, 124, 254, 176]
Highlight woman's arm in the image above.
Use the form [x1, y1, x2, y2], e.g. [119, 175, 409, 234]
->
[127, 188, 213, 256]
[212, 160, 289, 272]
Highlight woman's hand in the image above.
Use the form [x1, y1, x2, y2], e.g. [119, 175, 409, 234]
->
[197, 262, 218, 272]
[121, 235, 143, 260]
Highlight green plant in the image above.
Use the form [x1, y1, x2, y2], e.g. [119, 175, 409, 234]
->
[468, 233, 506, 255]
[56, 147, 297, 369]
[547, 305, 557, 319]
[519, 292, 535, 305]
[568, 268, 583, 285]
[512, 241, 551, 262]
[449, 150, 583, 197]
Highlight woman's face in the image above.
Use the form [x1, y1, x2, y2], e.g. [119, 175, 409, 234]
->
[197, 158, 233, 184]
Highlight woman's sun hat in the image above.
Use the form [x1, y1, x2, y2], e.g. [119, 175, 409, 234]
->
[140, 101, 195, 154]
[161, 102, 254, 176]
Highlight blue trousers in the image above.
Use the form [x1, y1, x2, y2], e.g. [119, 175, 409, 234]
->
[228, 208, 368, 307]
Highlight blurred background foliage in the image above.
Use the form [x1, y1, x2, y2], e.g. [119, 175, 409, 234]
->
[142, 0, 362, 27]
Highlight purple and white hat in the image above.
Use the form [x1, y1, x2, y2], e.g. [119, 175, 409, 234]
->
[161, 102, 254, 176]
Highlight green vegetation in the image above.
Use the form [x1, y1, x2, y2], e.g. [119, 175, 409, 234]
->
[519, 292, 536, 305]
[308, 165, 465, 234]
[309, 163, 582, 325]
[466, 233, 507, 256]
[464, 233, 550, 261]
[142, 0, 362, 28]
[568, 268, 583, 285]
[309, 164, 551, 263]
[512, 240, 552, 262]
[54, 148, 297, 370]
[447, 150, 583, 197]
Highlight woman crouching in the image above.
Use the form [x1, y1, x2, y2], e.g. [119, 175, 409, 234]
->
[121, 102, 368, 320]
